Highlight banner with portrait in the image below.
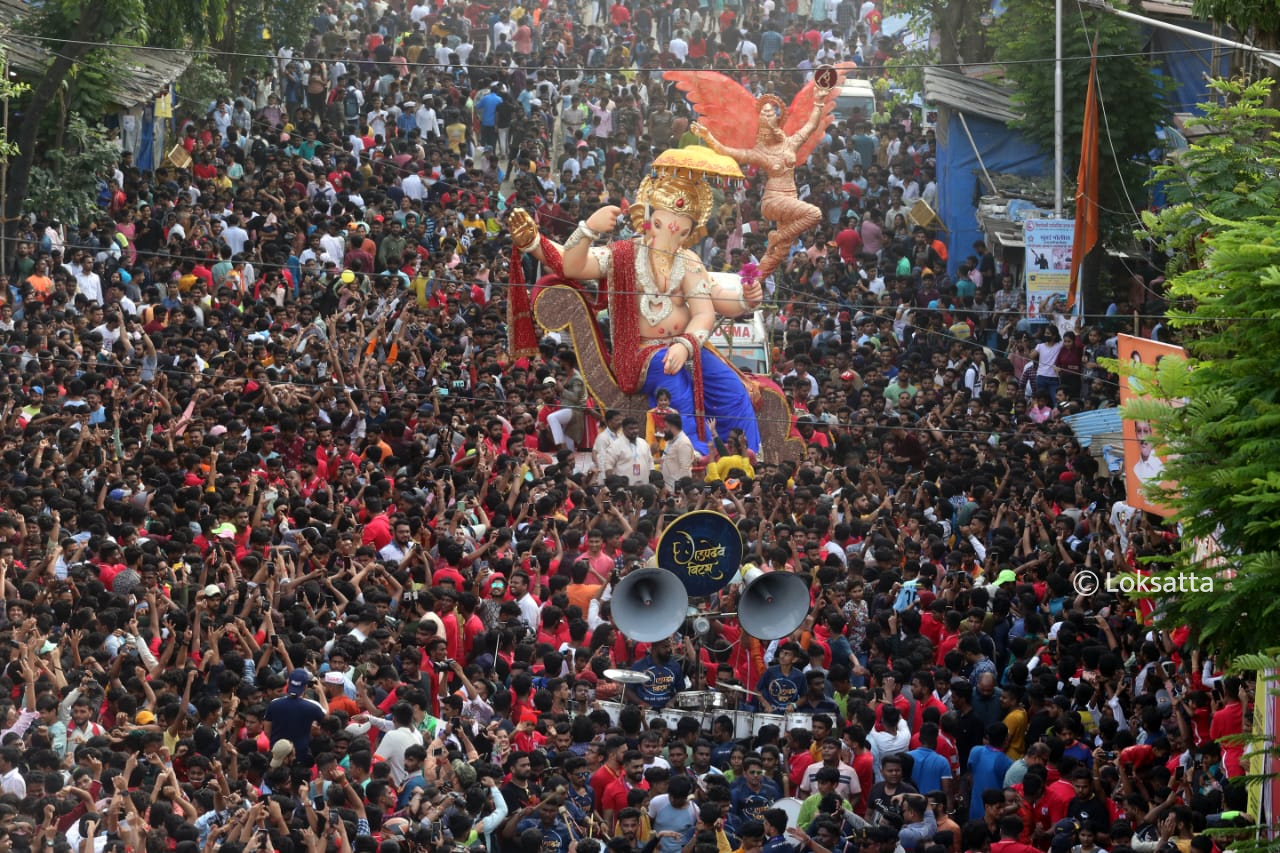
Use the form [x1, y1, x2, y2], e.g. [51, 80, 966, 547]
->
[1117, 334, 1186, 516]
[1023, 218, 1074, 318]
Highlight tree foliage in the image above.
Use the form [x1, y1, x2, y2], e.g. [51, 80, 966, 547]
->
[1191, 0, 1280, 46]
[1119, 216, 1280, 659]
[175, 57, 230, 118]
[1116, 79, 1280, 659]
[886, 0, 996, 67]
[1141, 77, 1280, 277]
[4, 0, 147, 233]
[209, 0, 322, 85]
[144, 0, 227, 49]
[0, 51, 28, 161]
[25, 115, 120, 225]
[992, 2, 1164, 239]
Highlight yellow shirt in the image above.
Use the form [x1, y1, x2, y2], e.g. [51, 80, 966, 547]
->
[706, 454, 755, 482]
[1004, 707, 1029, 760]
[446, 122, 468, 155]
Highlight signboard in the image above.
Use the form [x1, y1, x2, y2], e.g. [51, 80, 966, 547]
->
[654, 511, 743, 597]
[1117, 334, 1186, 517]
[708, 311, 769, 375]
[1023, 218, 1074, 318]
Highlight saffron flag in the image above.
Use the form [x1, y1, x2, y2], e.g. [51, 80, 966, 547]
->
[1068, 42, 1100, 309]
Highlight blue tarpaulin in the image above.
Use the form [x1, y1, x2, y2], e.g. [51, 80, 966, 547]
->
[1145, 21, 1232, 115]
[935, 107, 1048, 275]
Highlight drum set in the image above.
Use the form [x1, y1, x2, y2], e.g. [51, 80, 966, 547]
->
[599, 669, 810, 739]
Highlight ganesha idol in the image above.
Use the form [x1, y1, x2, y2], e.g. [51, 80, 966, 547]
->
[506, 147, 803, 462]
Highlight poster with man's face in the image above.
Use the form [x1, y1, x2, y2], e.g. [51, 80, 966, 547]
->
[1118, 335, 1186, 516]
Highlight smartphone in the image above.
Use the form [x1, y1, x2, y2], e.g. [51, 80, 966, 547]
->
[269, 635, 278, 645]
[1162, 661, 1176, 678]
[451, 716, 462, 729]
[432, 747, 444, 757]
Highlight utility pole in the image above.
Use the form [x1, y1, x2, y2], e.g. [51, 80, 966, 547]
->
[1054, 0, 1063, 217]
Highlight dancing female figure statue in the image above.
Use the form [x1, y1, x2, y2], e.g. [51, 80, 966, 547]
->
[667, 66, 850, 279]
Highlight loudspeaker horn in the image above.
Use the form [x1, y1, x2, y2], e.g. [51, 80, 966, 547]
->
[737, 566, 811, 641]
[612, 568, 689, 643]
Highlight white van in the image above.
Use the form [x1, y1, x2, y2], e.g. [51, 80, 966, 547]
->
[831, 79, 877, 126]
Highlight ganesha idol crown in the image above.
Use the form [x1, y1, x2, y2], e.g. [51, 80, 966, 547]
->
[631, 146, 740, 247]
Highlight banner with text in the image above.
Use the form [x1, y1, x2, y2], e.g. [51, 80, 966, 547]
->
[1024, 218, 1075, 319]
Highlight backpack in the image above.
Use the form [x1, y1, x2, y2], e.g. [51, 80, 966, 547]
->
[343, 88, 361, 120]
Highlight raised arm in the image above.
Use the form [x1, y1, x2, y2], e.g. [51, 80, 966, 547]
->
[692, 122, 759, 165]
[788, 93, 829, 149]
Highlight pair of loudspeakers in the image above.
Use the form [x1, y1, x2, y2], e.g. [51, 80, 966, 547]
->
[612, 564, 810, 643]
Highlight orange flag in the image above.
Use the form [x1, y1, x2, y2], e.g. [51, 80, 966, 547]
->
[1068, 41, 1100, 310]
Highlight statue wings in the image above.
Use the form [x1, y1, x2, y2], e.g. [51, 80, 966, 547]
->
[664, 63, 857, 165]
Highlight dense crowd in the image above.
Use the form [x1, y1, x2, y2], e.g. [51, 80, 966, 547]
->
[0, 2, 1253, 853]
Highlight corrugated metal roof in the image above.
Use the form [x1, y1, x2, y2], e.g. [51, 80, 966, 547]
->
[0, 0, 192, 110]
[923, 66, 1023, 125]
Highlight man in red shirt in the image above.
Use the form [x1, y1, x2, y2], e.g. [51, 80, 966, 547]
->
[834, 215, 863, 264]
[590, 735, 627, 806]
[601, 750, 648, 830]
[911, 671, 949, 732]
[1041, 757, 1078, 825]
[360, 496, 393, 550]
[990, 815, 1041, 853]
[1209, 676, 1249, 778]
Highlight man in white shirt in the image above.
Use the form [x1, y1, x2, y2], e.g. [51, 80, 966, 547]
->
[402, 171, 427, 201]
[371, 702, 424, 785]
[74, 257, 103, 304]
[868, 705, 912, 782]
[669, 31, 689, 62]
[660, 413, 695, 486]
[600, 417, 653, 487]
[319, 223, 346, 265]
[410, 0, 431, 29]
[592, 410, 625, 483]
[416, 101, 439, 139]
[222, 215, 250, 255]
[0, 748, 24, 798]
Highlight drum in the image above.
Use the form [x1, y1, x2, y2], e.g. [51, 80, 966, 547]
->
[731, 709, 755, 739]
[785, 713, 812, 734]
[674, 690, 728, 711]
[599, 701, 624, 727]
[751, 712, 785, 737]
[774, 798, 805, 845]
[659, 708, 687, 730]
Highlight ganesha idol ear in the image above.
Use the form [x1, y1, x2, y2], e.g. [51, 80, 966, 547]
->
[683, 224, 707, 249]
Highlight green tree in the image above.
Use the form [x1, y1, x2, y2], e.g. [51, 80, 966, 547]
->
[25, 115, 122, 224]
[885, 0, 997, 67]
[208, 0, 321, 88]
[3, 0, 146, 231]
[1191, 0, 1280, 50]
[992, 1, 1164, 239]
[1117, 81, 1280, 660]
[1141, 77, 1280, 278]
[144, 0, 227, 50]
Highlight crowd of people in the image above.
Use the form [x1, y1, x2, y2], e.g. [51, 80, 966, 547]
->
[0, 2, 1253, 853]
